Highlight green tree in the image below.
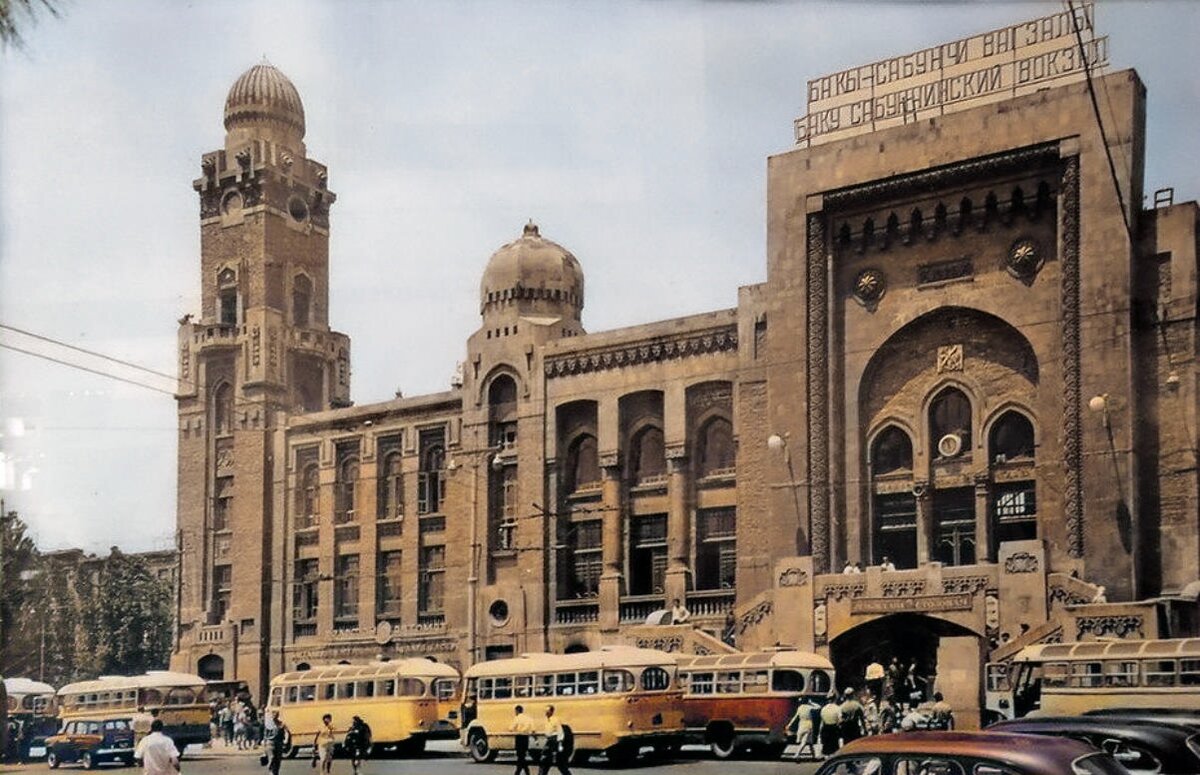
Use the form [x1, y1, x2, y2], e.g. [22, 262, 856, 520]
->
[0, 508, 39, 675]
[78, 548, 173, 675]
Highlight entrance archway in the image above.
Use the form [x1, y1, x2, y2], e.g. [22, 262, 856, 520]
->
[197, 654, 225, 681]
[830, 613, 985, 729]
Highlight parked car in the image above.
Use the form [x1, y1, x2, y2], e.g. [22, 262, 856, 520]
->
[814, 731, 1133, 775]
[1083, 707, 1200, 730]
[45, 718, 134, 769]
[990, 716, 1200, 774]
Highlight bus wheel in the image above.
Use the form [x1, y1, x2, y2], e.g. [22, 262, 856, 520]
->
[285, 744, 299, 759]
[81, 752, 97, 770]
[604, 742, 638, 768]
[568, 749, 591, 766]
[467, 731, 496, 764]
[47, 752, 61, 769]
[709, 727, 738, 760]
[399, 738, 426, 757]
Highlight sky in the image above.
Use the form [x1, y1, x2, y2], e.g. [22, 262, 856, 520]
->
[1, 1, 1197, 554]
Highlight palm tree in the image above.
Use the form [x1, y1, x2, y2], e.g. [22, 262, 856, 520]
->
[1, 0, 61, 50]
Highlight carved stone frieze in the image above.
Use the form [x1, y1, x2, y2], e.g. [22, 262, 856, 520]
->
[738, 600, 773, 633]
[778, 567, 809, 588]
[807, 213, 830, 574]
[1076, 615, 1144, 640]
[1060, 155, 1084, 558]
[1004, 552, 1040, 574]
[881, 579, 926, 598]
[822, 582, 866, 601]
[1048, 584, 1090, 606]
[941, 575, 990, 596]
[544, 325, 738, 378]
[936, 344, 964, 373]
[635, 636, 683, 653]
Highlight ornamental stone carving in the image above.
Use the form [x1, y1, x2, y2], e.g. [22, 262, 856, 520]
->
[1060, 155, 1084, 558]
[807, 213, 830, 574]
[823, 582, 866, 601]
[1048, 584, 1090, 606]
[544, 326, 737, 378]
[881, 579, 926, 598]
[985, 595, 1000, 633]
[942, 575, 990, 596]
[635, 636, 683, 653]
[738, 600, 773, 633]
[852, 268, 886, 305]
[1004, 552, 1040, 574]
[779, 567, 809, 588]
[936, 344, 963, 373]
[1007, 236, 1044, 279]
[1076, 615, 1144, 640]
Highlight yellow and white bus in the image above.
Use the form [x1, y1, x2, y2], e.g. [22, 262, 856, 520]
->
[460, 646, 684, 767]
[676, 650, 834, 758]
[4, 678, 59, 760]
[266, 659, 461, 757]
[57, 672, 211, 749]
[985, 637, 1200, 721]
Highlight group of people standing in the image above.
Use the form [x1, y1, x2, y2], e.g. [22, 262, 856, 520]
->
[210, 695, 263, 749]
[508, 704, 572, 775]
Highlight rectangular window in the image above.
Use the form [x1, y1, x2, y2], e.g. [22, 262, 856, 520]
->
[334, 555, 359, 623]
[219, 288, 238, 325]
[213, 477, 233, 532]
[629, 514, 667, 595]
[377, 551, 402, 618]
[1180, 659, 1200, 686]
[993, 481, 1037, 545]
[293, 558, 319, 630]
[696, 508, 736, 590]
[564, 519, 602, 599]
[417, 428, 446, 515]
[418, 545, 445, 613]
[489, 464, 519, 551]
[377, 438, 403, 520]
[874, 492, 918, 569]
[212, 564, 232, 622]
[716, 671, 741, 694]
[1144, 659, 1177, 687]
[294, 448, 320, 530]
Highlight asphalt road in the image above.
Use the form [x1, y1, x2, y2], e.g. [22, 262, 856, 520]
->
[3, 743, 823, 775]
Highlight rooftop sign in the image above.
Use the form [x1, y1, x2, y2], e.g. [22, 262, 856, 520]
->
[795, 2, 1108, 146]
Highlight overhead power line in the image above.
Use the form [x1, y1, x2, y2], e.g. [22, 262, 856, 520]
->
[0, 322, 183, 384]
[0, 343, 177, 396]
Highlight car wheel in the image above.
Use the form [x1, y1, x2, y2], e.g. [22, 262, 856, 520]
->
[81, 751, 96, 770]
[47, 751, 61, 769]
[604, 742, 639, 768]
[467, 730, 496, 764]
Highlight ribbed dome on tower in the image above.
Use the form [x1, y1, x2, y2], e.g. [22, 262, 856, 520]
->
[480, 222, 585, 317]
[224, 62, 306, 139]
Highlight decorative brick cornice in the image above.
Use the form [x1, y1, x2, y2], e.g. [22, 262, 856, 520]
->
[544, 325, 737, 378]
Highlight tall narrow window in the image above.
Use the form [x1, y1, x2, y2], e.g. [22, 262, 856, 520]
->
[378, 450, 403, 520]
[377, 551, 402, 618]
[630, 426, 666, 482]
[990, 410, 1037, 547]
[292, 275, 312, 328]
[212, 565, 232, 623]
[565, 434, 599, 493]
[628, 515, 667, 595]
[418, 429, 446, 514]
[212, 477, 232, 531]
[334, 555, 359, 625]
[870, 426, 913, 475]
[219, 288, 238, 326]
[563, 520, 601, 599]
[696, 508, 737, 590]
[989, 411, 1035, 463]
[293, 559, 319, 637]
[697, 417, 735, 477]
[296, 461, 320, 529]
[490, 464, 518, 551]
[213, 383, 233, 436]
[488, 375, 518, 449]
[871, 426, 916, 569]
[335, 455, 359, 524]
[930, 387, 972, 458]
[933, 487, 976, 566]
[418, 545, 445, 614]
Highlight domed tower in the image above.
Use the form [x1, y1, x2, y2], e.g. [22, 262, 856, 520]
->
[479, 221, 585, 337]
[173, 62, 350, 696]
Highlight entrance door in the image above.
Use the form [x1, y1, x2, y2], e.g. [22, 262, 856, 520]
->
[933, 487, 975, 566]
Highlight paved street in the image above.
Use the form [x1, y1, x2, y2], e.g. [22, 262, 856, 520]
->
[1, 743, 822, 775]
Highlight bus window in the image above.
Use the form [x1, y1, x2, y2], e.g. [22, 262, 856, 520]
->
[809, 670, 832, 696]
[513, 676, 532, 698]
[772, 669, 805, 693]
[535, 675, 553, 697]
[322, 683, 336, 701]
[1069, 662, 1103, 688]
[286, 686, 299, 704]
[716, 671, 741, 694]
[271, 688, 283, 707]
[357, 680, 375, 698]
[689, 672, 714, 695]
[299, 684, 317, 702]
[399, 678, 425, 697]
[602, 670, 634, 693]
[743, 670, 768, 692]
[1144, 660, 1176, 687]
[338, 682, 356, 699]
[1103, 661, 1138, 687]
[378, 679, 396, 697]
[167, 688, 197, 706]
[494, 678, 513, 699]
[433, 678, 457, 700]
[641, 667, 670, 692]
[1180, 659, 1200, 686]
[555, 673, 577, 696]
[141, 689, 163, 705]
[478, 678, 493, 700]
[985, 663, 1008, 693]
[578, 671, 600, 695]
[1042, 662, 1069, 688]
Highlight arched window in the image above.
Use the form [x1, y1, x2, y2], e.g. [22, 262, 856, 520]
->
[213, 383, 233, 436]
[989, 411, 1035, 463]
[566, 434, 599, 493]
[217, 268, 238, 326]
[378, 451, 403, 520]
[870, 426, 913, 475]
[418, 436, 445, 515]
[929, 387, 972, 458]
[630, 426, 666, 482]
[697, 417, 735, 477]
[293, 275, 312, 327]
[298, 463, 320, 529]
[488, 374, 518, 449]
[335, 456, 359, 523]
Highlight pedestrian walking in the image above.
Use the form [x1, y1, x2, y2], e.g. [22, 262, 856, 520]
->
[509, 705, 535, 775]
[537, 706, 571, 775]
[862, 690, 880, 736]
[786, 699, 819, 760]
[929, 692, 955, 730]
[839, 688, 865, 744]
[344, 716, 372, 775]
[220, 704, 234, 747]
[263, 712, 290, 775]
[818, 694, 842, 757]
[134, 720, 181, 775]
[315, 714, 337, 775]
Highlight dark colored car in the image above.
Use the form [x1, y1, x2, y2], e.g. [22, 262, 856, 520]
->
[45, 719, 135, 769]
[990, 716, 1200, 774]
[814, 731, 1131, 775]
[1083, 707, 1200, 730]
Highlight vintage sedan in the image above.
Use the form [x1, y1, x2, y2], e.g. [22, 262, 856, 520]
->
[1083, 708, 1200, 730]
[45, 718, 134, 769]
[814, 731, 1132, 775]
[990, 716, 1200, 774]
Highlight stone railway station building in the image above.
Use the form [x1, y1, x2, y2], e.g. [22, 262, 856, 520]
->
[172, 18, 1200, 728]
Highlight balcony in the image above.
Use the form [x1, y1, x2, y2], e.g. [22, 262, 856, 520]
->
[686, 589, 735, 618]
[619, 595, 663, 624]
[415, 613, 446, 630]
[196, 624, 230, 645]
[554, 600, 600, 625]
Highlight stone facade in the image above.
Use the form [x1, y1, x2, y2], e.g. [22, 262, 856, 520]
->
[172, 52, 1199, 727]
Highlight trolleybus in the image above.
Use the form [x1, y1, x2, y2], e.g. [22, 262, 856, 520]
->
[266, 659, 461, 757]
[3, 678, 58, 761]
[676, 649, 834, 758]
[985, 637, 1200, 721]
[57, 672, 211, 749]
[461, 646, 684, 767]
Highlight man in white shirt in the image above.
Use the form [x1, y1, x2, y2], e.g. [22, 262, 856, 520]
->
[134, 720, 180, 775]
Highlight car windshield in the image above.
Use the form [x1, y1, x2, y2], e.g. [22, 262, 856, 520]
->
[1072, 753, 1134, 775]
[817, 757, 883, 775]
